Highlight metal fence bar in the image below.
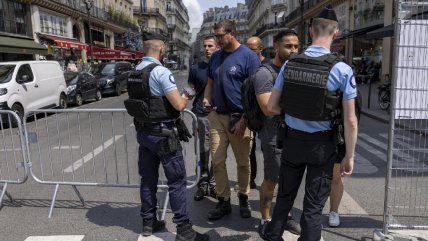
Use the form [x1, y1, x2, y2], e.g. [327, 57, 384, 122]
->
[382, 0, 428, 234]
[0, 110, 28, 208]
[23, 109, 200, 217]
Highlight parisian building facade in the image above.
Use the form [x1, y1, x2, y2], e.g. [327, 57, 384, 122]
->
[194, 3, 249, 63]
[1, 0, 142, 63]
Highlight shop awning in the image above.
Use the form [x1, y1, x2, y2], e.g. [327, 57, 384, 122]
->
[89, 46, 138, 60]
[366, 24, 394, 39]
[0, 36, 48, 55]
[115, 47, 145, 59]
[38, 34, 87, 50]
[338, 24, 383, 39]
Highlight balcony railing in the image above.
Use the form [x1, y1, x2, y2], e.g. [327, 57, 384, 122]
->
[48, 0, 138, 31]
[142, 27, 168, 36]
[284, 0, 323, 23]
[255, 22, 286, 36]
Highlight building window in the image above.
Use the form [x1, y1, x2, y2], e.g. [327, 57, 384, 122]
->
[0, 1, 30, 36]
[40, 12, 67, 36]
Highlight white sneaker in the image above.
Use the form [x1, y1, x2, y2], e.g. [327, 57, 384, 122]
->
[329, 211, 340, 227]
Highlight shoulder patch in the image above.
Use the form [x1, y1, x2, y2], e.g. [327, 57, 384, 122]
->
[350, 75, 356, 89]
[169, 74, 176, 84]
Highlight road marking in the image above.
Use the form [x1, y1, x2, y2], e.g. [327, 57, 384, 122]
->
[338, 190, 369, 215]
[136, 232, 321, 241]
[52, 146, 80, 150]
[379, 133, 413, 142]
[353, 152, 378, 174]
[25, 236, 84, 241]
[0, 148, 21, 152]
[379, 133, 428, 152]
[63, 135, 123, 173]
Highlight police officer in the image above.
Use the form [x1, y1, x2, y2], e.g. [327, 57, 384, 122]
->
[262, 6, 358, 241]
[124, 32, 209, 241]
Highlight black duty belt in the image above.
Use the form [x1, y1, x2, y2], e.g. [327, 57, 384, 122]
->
[140, 127, 175, 137]
[286, 127, 332, 141]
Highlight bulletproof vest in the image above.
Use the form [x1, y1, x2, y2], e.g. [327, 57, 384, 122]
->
[124, 63, 180, 122]
[280, 53, 342, 121]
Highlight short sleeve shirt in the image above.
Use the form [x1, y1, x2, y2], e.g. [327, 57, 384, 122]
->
[273, 45, 357, 132]
[208, 45, 261, 112]
[135, 57, 177, 96]
[188, 62, 209, 114]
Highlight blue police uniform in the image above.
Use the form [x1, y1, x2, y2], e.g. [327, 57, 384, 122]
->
[263, 45, 357, 241]
[135, 56, 189, 225]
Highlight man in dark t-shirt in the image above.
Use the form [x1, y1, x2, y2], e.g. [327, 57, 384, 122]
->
[188, 36, 219, 201]
[253, 30, 301, 236]
[203, 19, 261, 221]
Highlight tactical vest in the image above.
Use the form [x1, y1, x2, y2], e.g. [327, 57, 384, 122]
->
[280, 53, 342, 121]
[124, 63, 180, 122]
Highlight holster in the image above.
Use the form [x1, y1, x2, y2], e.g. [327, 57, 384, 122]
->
[156, 131, 181, 157]
[331, 120, 345, 146]
[276, 121, 287, 149]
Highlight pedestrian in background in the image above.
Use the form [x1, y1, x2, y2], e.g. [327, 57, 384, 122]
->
[188, 35, 219, 201]
[246, 36, 270, 189]
[125, 32, 209, 241]
[203, 19, 260, 220]
[250, 30, 301, 236]
[262, 5, 358, 240]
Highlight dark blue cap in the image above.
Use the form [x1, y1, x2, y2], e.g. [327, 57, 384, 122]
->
[142, 32, 166, 41]
[317, 5, 338, 22]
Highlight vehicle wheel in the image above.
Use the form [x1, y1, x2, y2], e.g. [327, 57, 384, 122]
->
[95, 89, 102, 101]
[114, 84, 121, 96]
[378, 90, 390, 110]
[10, 104, 24, 128]
[75, 93, 83, 106]
[59, 94, 67, 109]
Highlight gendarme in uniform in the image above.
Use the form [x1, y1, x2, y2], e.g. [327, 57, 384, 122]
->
[124, 32, 209, 241]
[263, 6, 357, 241]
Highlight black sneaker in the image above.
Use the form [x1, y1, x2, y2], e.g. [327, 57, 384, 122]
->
[284, 216, 301, 235]
[250, 179, 257, 189]
[194, 186, 207, 201]
[238, 193, 251, 218]
[207, 197, 232, 220]
[142, 217, 166, 237]
[176, 220, 209, 241]
[257, 220, 270, 239]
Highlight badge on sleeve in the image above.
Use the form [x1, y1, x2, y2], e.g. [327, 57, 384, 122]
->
[350, 75, 356, 89]
[169, 74, 176, 84]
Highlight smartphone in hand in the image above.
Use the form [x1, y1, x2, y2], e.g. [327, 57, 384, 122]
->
[182, 87, 196, 98]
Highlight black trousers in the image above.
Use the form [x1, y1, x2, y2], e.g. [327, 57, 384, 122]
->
[264, 136, 336, 241]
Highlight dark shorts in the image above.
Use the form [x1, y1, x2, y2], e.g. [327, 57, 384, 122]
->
[335, 144, 346, 163]
[259, 117, 282, 183]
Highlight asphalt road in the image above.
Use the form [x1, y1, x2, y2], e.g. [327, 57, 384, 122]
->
[0, 71, 426, 241]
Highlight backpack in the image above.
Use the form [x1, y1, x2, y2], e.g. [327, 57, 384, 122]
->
[241, 63, 278, 132]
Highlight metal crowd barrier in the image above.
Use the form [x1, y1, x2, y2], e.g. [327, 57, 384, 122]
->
[381, 0, 428, 236]
[23, 109, 200, 218]
[0, 110, 27, 208]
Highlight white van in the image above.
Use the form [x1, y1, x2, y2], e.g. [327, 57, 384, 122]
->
[0, 61, 67, 125]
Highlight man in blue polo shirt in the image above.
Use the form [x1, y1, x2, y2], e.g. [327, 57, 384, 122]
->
[203, 19, 260, 220]
[262, 5, 358, 240]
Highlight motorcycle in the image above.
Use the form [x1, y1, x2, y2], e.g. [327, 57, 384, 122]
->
[378, 82, 391, 111]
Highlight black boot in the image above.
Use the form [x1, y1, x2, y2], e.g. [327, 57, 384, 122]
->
[238, 193, 251, 218]
[207, 197, 232, 220]
[176, 220, 209, 241]
[142, 217, 166, 237]
[194, 185, 207, 201]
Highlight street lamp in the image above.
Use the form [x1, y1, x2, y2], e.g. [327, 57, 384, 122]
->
[299, 0, 304, 52]
[83, 0, 94, 64]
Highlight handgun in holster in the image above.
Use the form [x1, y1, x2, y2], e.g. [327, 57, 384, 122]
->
[331, 119, 345, 146]
[276, 120, 287, 149]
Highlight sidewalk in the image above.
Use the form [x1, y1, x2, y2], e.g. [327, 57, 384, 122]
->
[358, 81, 390, 123]
[358, 82, 428, 136]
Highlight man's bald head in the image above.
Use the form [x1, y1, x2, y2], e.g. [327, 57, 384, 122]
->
[246, 36, 264, 61]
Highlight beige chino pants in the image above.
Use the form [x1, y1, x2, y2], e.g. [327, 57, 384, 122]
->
[208, 111, 253, 199]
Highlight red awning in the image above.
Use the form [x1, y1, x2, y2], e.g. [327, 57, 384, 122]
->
[115, 47, 145, 59]
[42, 34, 87, 50]
[88, 46, 139, 60]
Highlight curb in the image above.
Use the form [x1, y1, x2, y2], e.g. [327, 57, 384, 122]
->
[361, 110, 389, 124]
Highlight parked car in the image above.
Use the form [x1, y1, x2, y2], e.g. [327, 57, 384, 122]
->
[91, 62, 132, 96]
[65, 72, 102, 106]
[0, 61, 67, 127]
